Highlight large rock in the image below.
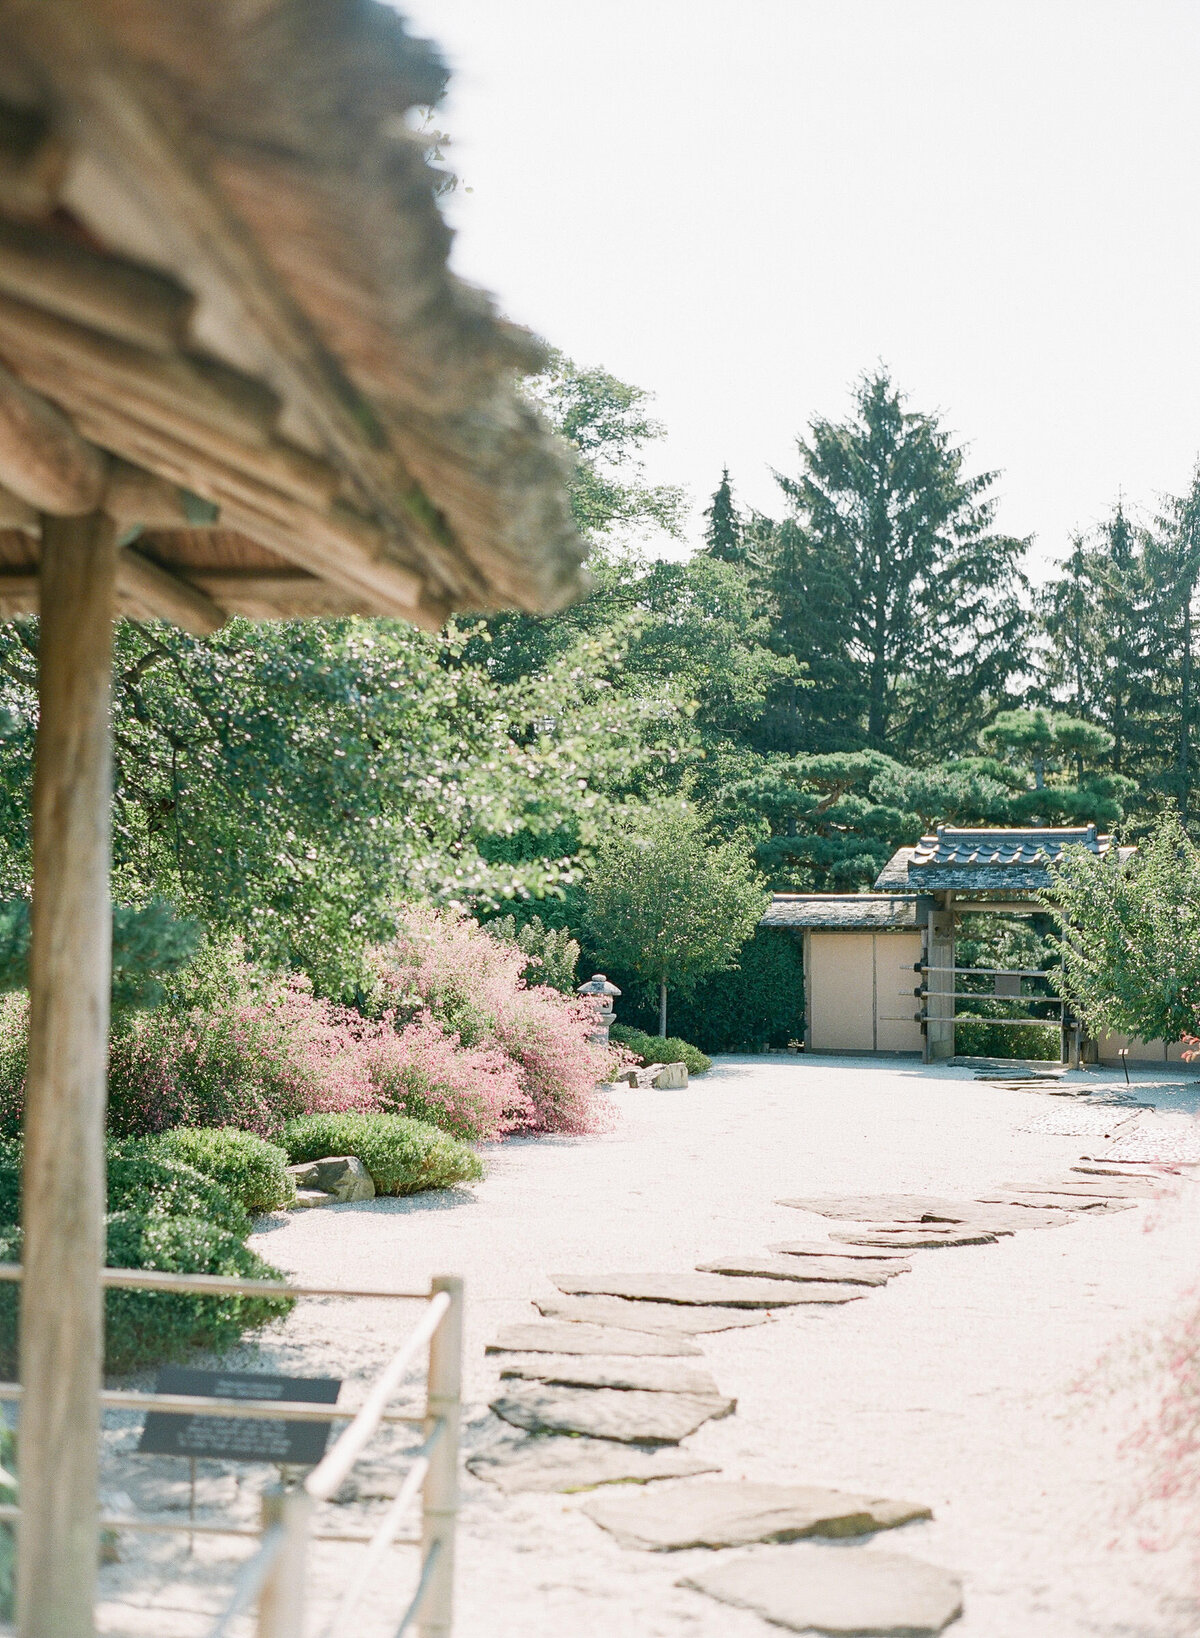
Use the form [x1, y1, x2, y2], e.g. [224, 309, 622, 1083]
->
[534, 1294, 771, 1334]
[583, 1480, 932, 1549]
[487, 1322, 701, 1357]
[652, 1061, 688, 1089]
[491, 1382, 735, 1444]
[552, 1272, 868, 1308]
[498, 1353, 721, 1395]
[696, 1254, 900, 1286]
[682, 1544, 964, 1634]
[285, 1155, 374, 1203]
[467, 1436, 719, 1494]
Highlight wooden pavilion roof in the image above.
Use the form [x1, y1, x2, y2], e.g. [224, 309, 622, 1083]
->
[0, 0, 586, 632]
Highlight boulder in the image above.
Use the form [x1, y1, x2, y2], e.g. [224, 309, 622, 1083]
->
[467, 1436, 719, 1494]
[491, 1382, 735, 1444]
[584, 1480, 932, 1549]
[285, 1155, 374, 1203]
[652, 1061, 688, 1089]
[682, 1544, 964, 1635]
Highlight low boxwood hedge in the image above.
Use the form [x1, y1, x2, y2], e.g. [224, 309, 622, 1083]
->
[0, 1213, 292, 1374]
[609, 1026, 712, 1076]
[148, 1127, 295, 1215]
[282, 1112, 483, 1196]
[0, 1144, 249, 1235]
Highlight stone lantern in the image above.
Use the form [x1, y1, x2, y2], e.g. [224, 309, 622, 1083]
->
[577, 973, 621, 1045]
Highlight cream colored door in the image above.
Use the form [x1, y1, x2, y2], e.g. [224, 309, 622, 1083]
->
[874, 932, 924, 1053]
[808, 931, 875, 1050]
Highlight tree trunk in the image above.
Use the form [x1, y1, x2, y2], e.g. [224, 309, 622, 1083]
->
[20, 511, 115, 1638]
[658, 980, 667, 1039]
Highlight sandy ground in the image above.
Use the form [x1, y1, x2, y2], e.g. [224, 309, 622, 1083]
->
[94, 1054, 1200, 1637]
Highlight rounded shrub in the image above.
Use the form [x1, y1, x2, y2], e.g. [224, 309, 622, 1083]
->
[149, 1128, 295, 1215]
[609, 1026, 712, 1076]
[0, 1146, 249, 1235]
[282, 1112, 483, 1196]
[0, 1214, 292, 1374]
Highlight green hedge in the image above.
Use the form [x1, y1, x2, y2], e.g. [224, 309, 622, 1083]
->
[609, 1026, 712, 1075]
[0, 1214, 292, 1374]
[283, 1113, 483, 1196]
[149, 1127, 295, 1215]
[0, 1144, 250, 1235]
[605, 927, 805, 1053]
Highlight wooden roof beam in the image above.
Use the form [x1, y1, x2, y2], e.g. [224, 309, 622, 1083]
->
[114, 546, 225, 637]
[0, 357, 106, 514]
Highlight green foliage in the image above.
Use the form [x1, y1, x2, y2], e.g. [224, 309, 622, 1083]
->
[702, 467, 743, 563]
[609, 1025, 712, 1075]
[149, 1127, 295, 1215]
[0, 897, 199, 1007]
[584, 804, 767, 1032]
[486, 914, 580, 992]
[609, 926, 806, 1052]
[0, 1144, 250, 1233]
[952, 914, 1061, 1061]
[1048, 810, 1200, 1044]
[0, 1215, 292, 1374]
[282, 1112, 483, 1195]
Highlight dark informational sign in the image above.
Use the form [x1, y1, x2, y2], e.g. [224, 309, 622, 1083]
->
[138, 1367, 342, 1464]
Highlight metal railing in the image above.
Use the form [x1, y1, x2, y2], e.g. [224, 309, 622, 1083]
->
[0, 1265, 463, 1637]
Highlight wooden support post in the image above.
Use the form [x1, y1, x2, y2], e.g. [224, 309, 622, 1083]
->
[420, 1276, 463, 1638]
[257, 1486, 312, 1638]
[19, 512, 116, 1638]
[924, 901, 956, 1064]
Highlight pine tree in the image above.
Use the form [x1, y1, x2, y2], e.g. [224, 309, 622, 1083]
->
[764, 370, 1031, 758]
[702, 467, 742, 562]
[1039, 533, 1105, 722]
[1146, 472, 1200, 824]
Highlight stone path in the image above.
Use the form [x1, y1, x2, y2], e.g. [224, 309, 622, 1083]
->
[475, 1121, 1184, 1634]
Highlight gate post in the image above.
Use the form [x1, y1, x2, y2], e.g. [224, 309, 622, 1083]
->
[924, 899, 956, 1063]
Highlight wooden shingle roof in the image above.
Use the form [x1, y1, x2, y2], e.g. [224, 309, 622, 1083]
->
[761, 893, 929, 931]
[875, 825, 1116, 893]
[0, 0, 586, 631]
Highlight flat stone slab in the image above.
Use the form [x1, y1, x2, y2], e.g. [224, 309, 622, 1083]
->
[696, 1254, 896, 1287]
[682, 1544, 964, 1634]
[777, 1194, 984, 1223]
[487, 1322, 701, 1357]
[1089, 1117, 1200, 1164]
[583, 1480, 932, 1549]
[999, 1176, 1162, 1199]
[767, 1241, 913, 1263]
[832, 1225, 1000, 1249]
[552, 1272, 868, 1308]
[977, 1190, 1132, 1214]
[491, 1382, 735, 1444]
[467, 1436, 719, 1494]
[498, 1353, 722, 1395]
[1017, 1107, 1139, 1137]
[534, 1294, 771, 1334]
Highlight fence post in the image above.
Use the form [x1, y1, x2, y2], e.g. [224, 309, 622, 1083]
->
[419, 1276, 463, 1638]
[258, 1485, 312, 1638]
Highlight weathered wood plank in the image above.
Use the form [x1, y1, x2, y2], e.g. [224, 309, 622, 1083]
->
[115, 547, 225, 636]
[20, 510, 116, 1638]
[0, 360, 106, 515]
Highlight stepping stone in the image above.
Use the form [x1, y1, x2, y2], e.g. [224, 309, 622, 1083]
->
[832, 1225, 1000, 1249]
[467, 1436, 720, 1494]
[682, 1544, 964, 1635]
[767, 1241, 913, 1263]
[498, 1354, 721, 1395]
[1071, 1163, 1173, 1179]
[976, 1191, 1132, 1214]
[491, 1382, 735, 1444]
[583, 1480, 932, 1549]
[776, 1194, 983, 1223]
[552, 1272, 868, 1308]
[486, 1322, 701, 1357]
[534, 1294, 771, 1333]
[999, 1176, 1162, 1199]
[696, 1255, 895, 1286]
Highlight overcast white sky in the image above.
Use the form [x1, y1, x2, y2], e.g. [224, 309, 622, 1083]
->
[398, 1, 1200, 574]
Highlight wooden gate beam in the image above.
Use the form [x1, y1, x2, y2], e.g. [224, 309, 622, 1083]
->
[19, 511, 115, 1638]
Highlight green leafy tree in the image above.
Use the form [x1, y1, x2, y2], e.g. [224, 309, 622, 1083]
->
[1146, 472, 1200, 824]
[762, 369, 1031, 756]
[584, 804, 766, 1035]
[1047, 810, 1200, 1045]
[486, 914, 580, 993]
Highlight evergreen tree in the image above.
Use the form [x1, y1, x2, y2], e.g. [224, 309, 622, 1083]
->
[702, 467, 742, 562]
[762, 369, 1031, 758]
[1039, 533, 1105, 721]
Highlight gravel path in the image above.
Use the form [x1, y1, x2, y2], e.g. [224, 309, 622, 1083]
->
[101, 1054, 1200, 1635]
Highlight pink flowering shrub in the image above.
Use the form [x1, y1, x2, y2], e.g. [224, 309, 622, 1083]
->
[368, 907, 621, 1135]
[364, 1013, 531, 1141]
